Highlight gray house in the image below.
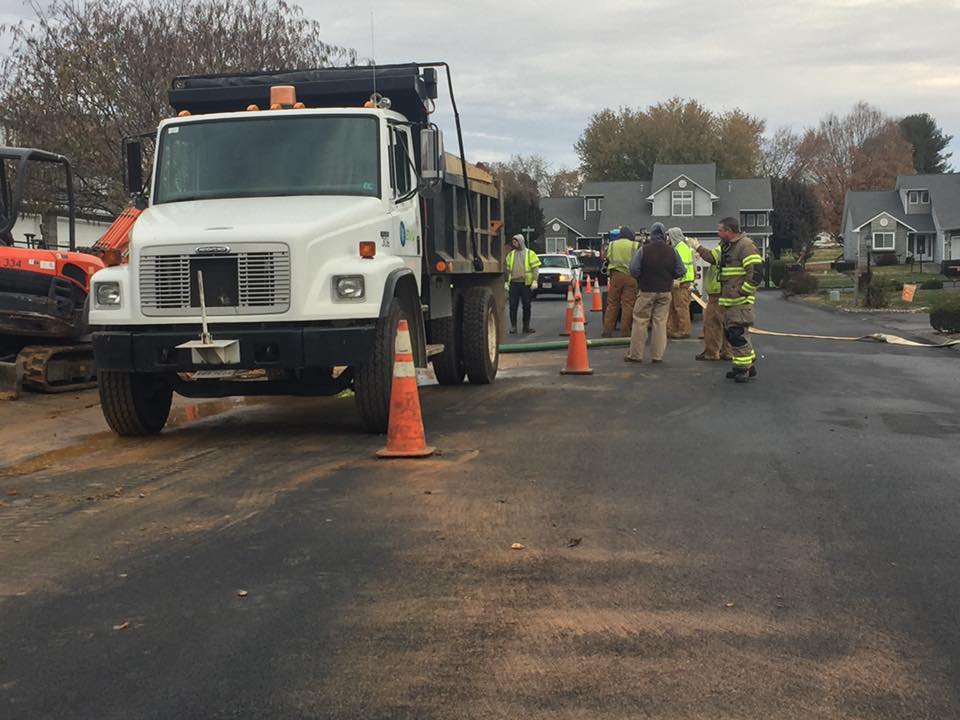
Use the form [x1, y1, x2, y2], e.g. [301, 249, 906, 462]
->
[541, 163, 773, 256]
[840, 173, 960, 268]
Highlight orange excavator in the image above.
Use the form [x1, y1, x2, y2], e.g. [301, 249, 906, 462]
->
[0, 147, 138, 397]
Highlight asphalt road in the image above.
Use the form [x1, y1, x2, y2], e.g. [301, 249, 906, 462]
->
[1, 293, 959, 719]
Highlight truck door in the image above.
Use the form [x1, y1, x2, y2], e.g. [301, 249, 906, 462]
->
[388, 124, 421, 282]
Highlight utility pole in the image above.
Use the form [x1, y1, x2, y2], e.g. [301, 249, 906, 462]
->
[521, 226, 534, 244]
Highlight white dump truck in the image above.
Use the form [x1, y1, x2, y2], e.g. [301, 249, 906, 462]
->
[89, 64, 505, 435]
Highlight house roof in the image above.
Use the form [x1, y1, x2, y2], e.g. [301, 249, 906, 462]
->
[650, 163, 718, 196]
[541, 197, 599, 237]
[576, 174, 771, 235]
[895, 173, 960, 229]
[842, 190, 936, 233]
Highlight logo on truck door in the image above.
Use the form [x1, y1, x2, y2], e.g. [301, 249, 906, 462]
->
[399, 222, 407, 248]
[380, 231, 390, 247]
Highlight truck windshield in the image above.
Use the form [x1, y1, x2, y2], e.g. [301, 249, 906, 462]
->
[539, 256, 570, 268]
[154, 115, 380, 203]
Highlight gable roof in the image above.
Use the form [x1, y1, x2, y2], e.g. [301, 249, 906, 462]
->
[540, 196, 600, 237]
[650, 163, 718, 197]
[895, 173, 960, 229]
[842, 190, 936, 233]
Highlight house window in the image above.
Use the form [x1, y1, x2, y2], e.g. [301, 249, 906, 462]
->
[545, 237, 566, 253]
[745, 213, 756, 228]
[586, 198, 597, 212]
[920, 190, 929, 203]
[597, 197, 602, 211]
[908, 190, 919, 204]
[872, 232, 895, 251]
[672, 190, 693, 216]
[756, 213, 766, 226]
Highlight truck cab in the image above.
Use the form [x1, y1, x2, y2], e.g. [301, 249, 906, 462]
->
[90, 64, 505, 435]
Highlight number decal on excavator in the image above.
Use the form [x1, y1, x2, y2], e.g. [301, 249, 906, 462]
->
[2, 257, 23, 268]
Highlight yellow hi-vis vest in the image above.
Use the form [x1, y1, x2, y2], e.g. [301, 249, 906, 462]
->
[505, 248, 542, 286]
[705, 246, 722, 295]
[606, 238, 640, 274]
[676, 240, 695, 283]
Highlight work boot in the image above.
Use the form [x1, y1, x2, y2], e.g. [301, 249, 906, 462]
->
[523, 327, 536, 334]
[726, 366, 757, 380]
[696, 352, 720, 361]
[509, 326, 518, 334]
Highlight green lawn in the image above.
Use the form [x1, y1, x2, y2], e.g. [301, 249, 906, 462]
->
[804, 286, 958, 311]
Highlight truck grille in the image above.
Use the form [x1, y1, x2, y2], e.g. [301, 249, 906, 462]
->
[139, 243, 290, 316]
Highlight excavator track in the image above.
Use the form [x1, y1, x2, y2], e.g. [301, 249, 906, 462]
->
[18, 344, 97, 393]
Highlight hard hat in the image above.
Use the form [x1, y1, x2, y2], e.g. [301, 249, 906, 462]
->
[609, 228, 620, 239]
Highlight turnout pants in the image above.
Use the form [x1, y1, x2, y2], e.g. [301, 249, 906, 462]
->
[626, 291, 671, 361]
[508, 281, 533, 330]
[667, 282, 693, 338]
[702, 295, 732, 359]
[602, 270, 638, 337]
[723, 305, 756, 372]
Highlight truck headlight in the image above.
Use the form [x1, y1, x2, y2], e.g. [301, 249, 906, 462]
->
[559, 274, 570, 282]
[334, 275, 365, 299]
[95, 281, 121, 306]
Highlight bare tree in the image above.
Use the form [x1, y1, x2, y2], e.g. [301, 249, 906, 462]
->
[796, 102, 914, 233]
[760, 127, 804, 180]
[1, 0, 356, 214]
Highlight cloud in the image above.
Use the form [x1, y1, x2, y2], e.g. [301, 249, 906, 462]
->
[2, 0, 958, 169]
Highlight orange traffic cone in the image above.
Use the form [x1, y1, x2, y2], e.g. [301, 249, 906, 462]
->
[376, 319, 435, 459]
[560, 295, 593, 375]
[560, 284, 574, 336]
[590, 278, 603, 312]
[585, 274, 593, 295]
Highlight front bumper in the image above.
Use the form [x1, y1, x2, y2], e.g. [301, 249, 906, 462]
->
[93, 322, 377, 373]
[535, 277, 571, 294]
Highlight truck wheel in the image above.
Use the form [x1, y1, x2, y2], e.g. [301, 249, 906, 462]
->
[98, 371, 173, 436]
[355, 296, 404, 433]
[430, 315, 465, 386]
[462, 286, 499, 385]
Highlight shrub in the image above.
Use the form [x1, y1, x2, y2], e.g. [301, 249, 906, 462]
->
[770, 259, 787, 288]
[782, 271, 820, 297]
[873, 253, 899, 267]
[864, 279, 888, 308]
[930, 294, 960, 333]
[921, 279, 944, 290]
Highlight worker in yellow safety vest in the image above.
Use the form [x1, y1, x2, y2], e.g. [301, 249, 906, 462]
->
[601, 226, 640, 337]
[692, 244, 733, 361]
[686, 217, 763, 382]
[504, 233, 542, 334]
[666, 227, 695, 338]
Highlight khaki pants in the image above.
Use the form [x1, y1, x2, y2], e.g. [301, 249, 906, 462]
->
[667, 283, 692, 338]
[626, 291, 671, 361]
[602, 270, 638, 337]
[701, 295, 732, 359]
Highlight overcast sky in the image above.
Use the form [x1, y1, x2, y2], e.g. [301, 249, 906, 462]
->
[3, 0, 959, 173]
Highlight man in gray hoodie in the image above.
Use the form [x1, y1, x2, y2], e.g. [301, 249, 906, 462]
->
[625, 222, 686, 363]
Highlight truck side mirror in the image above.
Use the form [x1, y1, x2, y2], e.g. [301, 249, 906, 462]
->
[124, 138, 144, 196]
[420, 126, 444, 188]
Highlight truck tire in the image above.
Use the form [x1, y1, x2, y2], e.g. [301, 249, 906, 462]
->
[355, 296, 404, 433]
[462, 286, 499, 385]
[98, 371, 173, 436]
[430, 315, 465, 386]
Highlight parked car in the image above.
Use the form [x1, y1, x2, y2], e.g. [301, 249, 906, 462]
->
[533, 254, 582, 298]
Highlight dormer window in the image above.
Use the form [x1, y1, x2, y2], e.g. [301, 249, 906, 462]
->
[908, 190, 930, 204]
[585, 196, 602, 213]
[672, 190, 693, 216]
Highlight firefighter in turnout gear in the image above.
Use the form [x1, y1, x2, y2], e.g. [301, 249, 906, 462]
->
[686, 217, 763, 383]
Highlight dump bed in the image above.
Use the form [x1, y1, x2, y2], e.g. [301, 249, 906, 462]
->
[429, 154, 503, 275]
